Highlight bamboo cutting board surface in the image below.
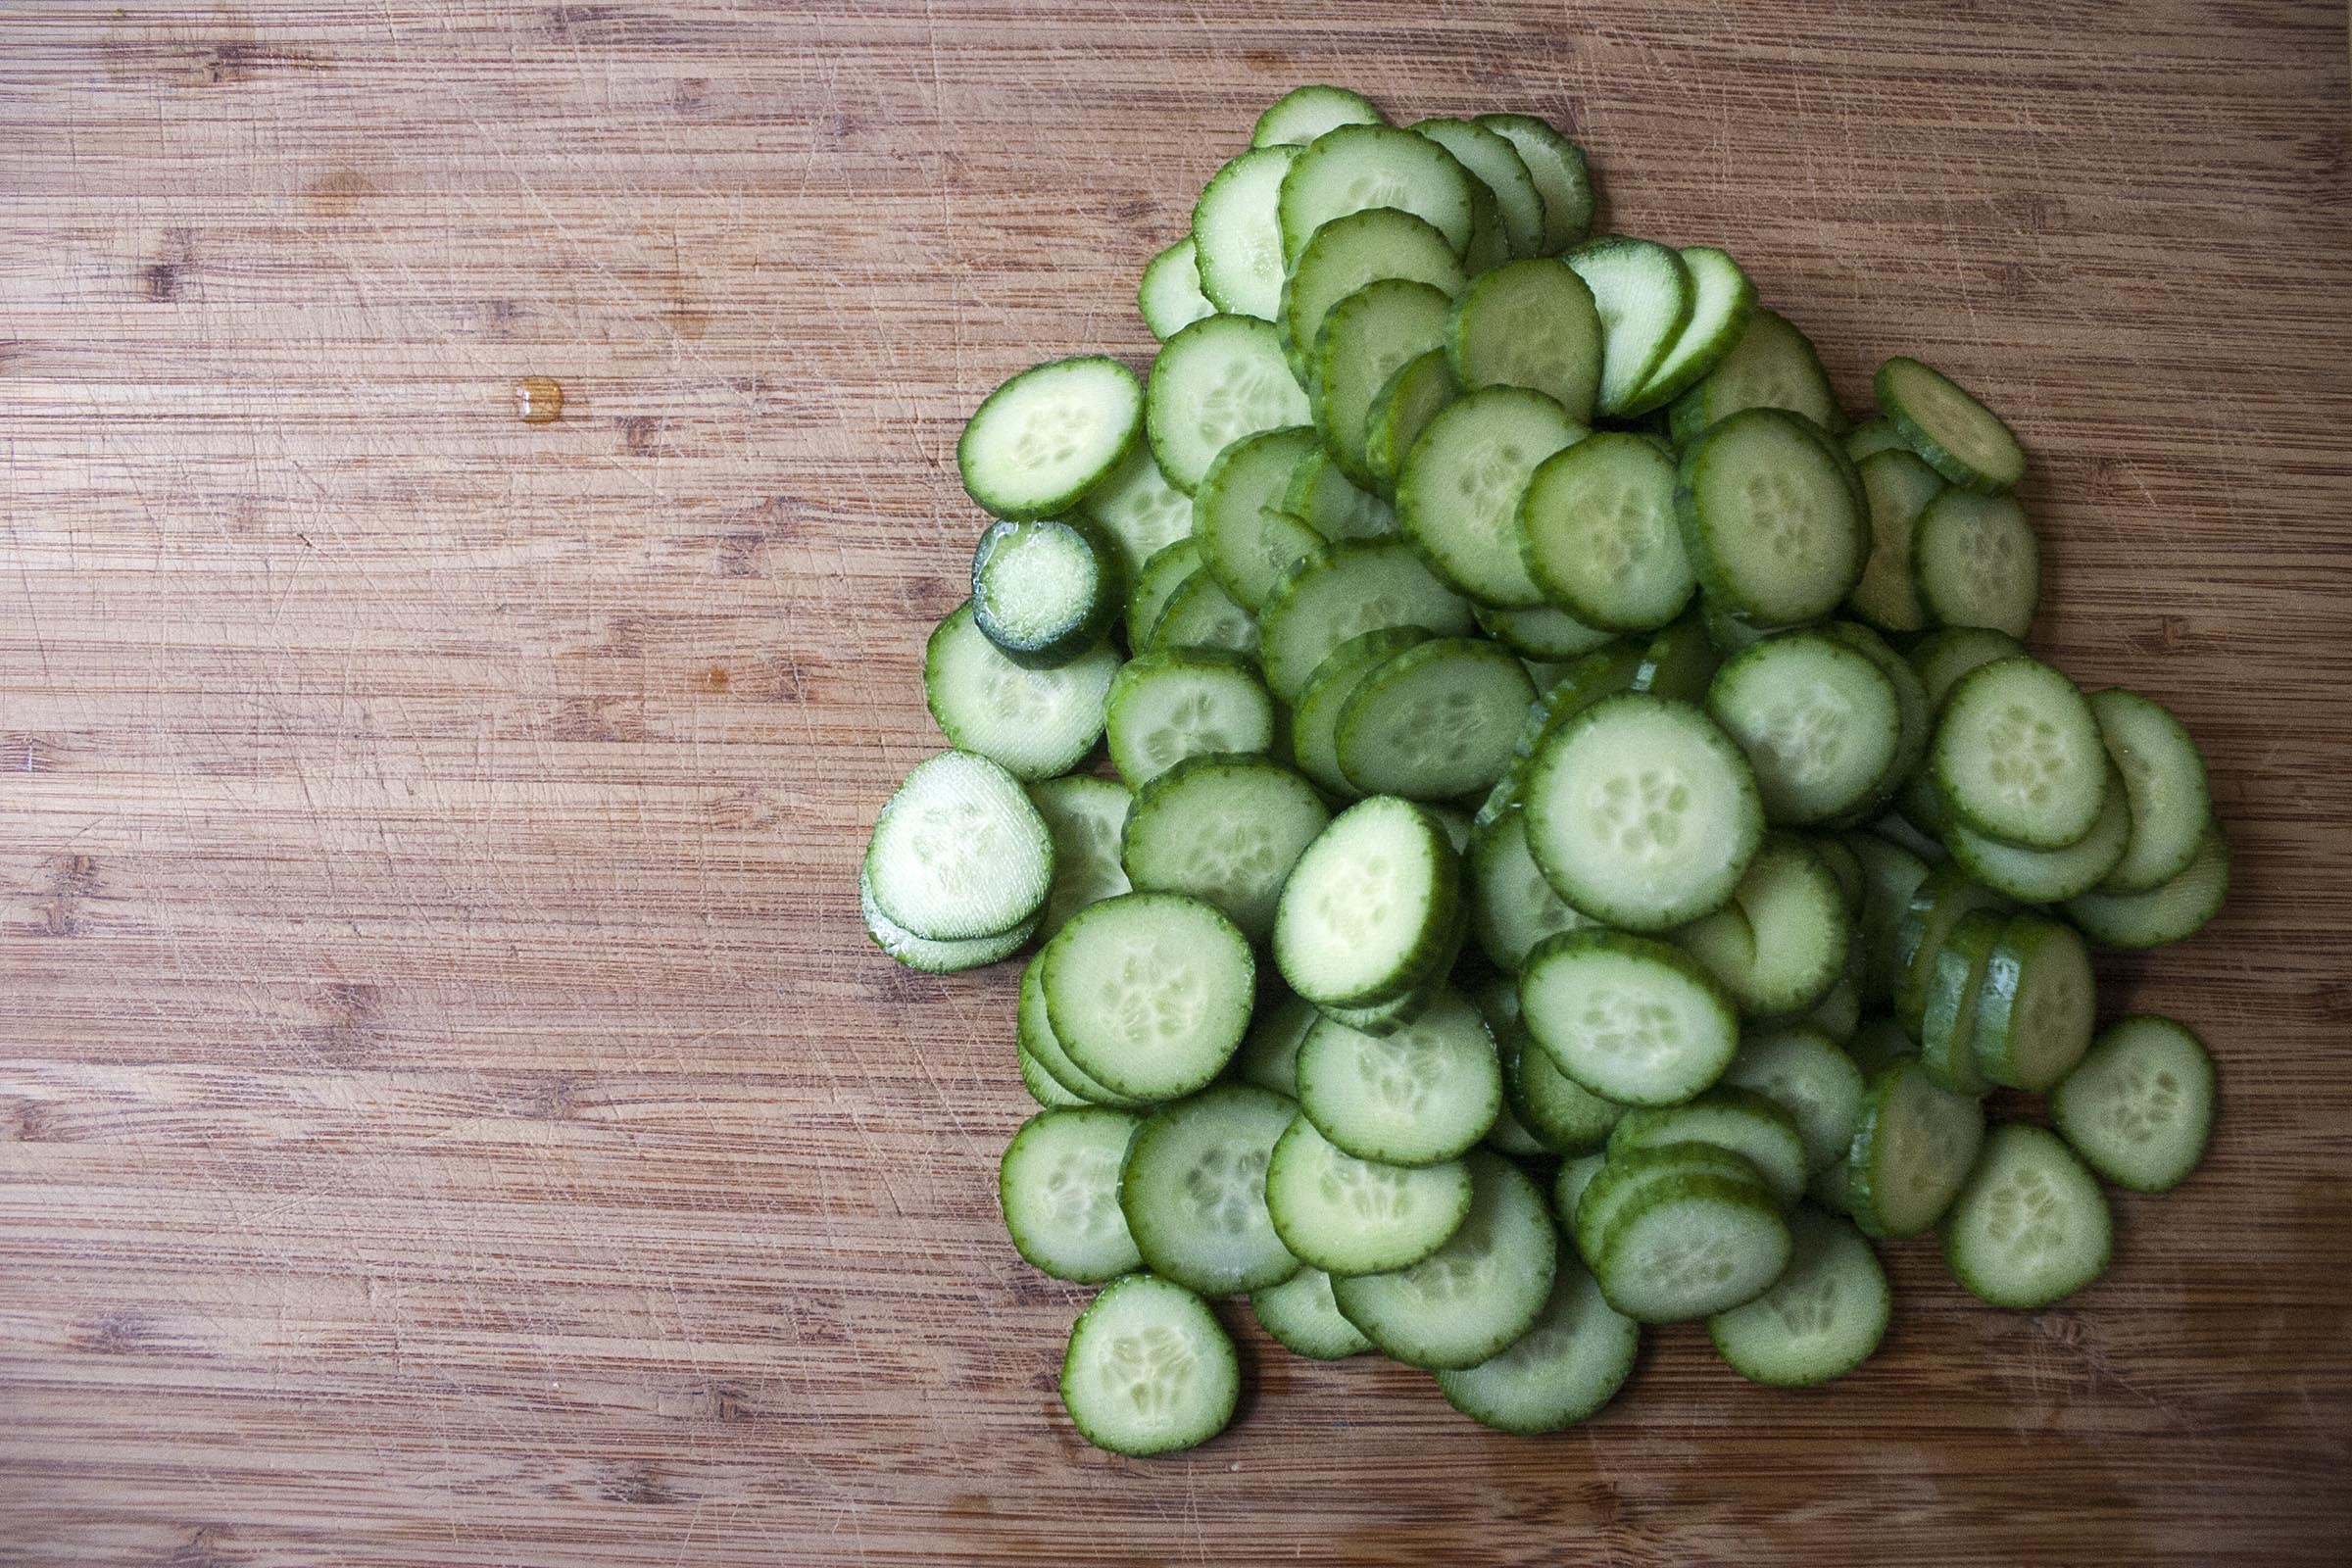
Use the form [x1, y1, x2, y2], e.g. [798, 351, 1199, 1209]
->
[3, 3, 2350, 1563]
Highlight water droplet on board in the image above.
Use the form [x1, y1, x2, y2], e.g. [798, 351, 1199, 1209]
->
[514, 375, 564, 423]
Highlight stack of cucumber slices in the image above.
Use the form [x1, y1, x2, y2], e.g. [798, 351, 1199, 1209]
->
[861, 83, 2229, 1457]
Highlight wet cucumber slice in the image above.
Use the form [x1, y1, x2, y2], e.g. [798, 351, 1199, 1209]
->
[1042, 892, 1256, 1101]
[1060, 1273, 1240, 1455]
[1118, 1084, 1300, 1295]
[959, 356, 1144, 520]
[1263, 1113, 1473, 1275]
[1146, 314, 1311, 492]
[1331, 1151, 1559, 1368]
[1000, 1107, 1146, 1282]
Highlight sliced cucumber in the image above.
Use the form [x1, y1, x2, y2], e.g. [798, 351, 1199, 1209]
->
[1124, 539, 1200, 651]
[859, 864, 1035, 974]
[970, 514, 1117, 667]
[1258, 535, 1474, 700]
[1467, 807, 1592, 971]
[1288, 625, 1433, 797]
[1250, 1266, 1374, 1359]
[1891, 863, 2014, 1034]
[1848, 448, 1942, 633]
[1566, 237, 1694, 417]
[1194, 424, 1326, 612]
[1940, 1124, 2110, 1308]
[1274, 796, 1461, 1007]
[1708, 1207, 1889, 1386]
[1283, 445, 1398, 541]
[1311, 278, 1454, 488]
[1119, 1084, 1299, 1295]
[1001, 1107, 1146, 1282]
[2062, 819, 2229, 948]
[1104, 647, 1276, 788]
[1413, 117, 1545, 260]
[1912, 489, 2038, 638]
[1672, 835, 1852, 1019]
[1331, 1151, 1558, 1369]
[1253, 84, 1386, 148]
[1519, 431, 1692, 633]
[959, 356, 1145, 520]
[1146, 314, 1311, 492]
[1232, 990, 1318, 1099]
[1042, 891, 1255, 1101]
[1917, 908, 2000, 1096]
[1475, 114, 1593, 254]
[1019, 949, 1149, 1109]
[1193, 144, 1300, 321]
[1080, 441, 1194, 584]
[1521, 928, 1740, 1106]
[1844, 418, 1908, 462]
[1120, 753, 1329, 943]
[2090, 688, 2212, 893]
[1847, 830, 1932, 1006]
[1336, 636, 1536, 801]
[1875, 355, 2026, 494]
[1060, 1273, 1239, 1455]
[1397, 385, 1586, 608]
[1931, 656, 2108, 851]
[1281, 207, 1467, 377]
[1723, 1023, 1868, 1175]
[1025, 774, 1132, 939]
[1020, 1043, 1092, 1108]
[1500, 1019, 1625, 1153]
[1844, 1058, 1984, 1240]
[1298, 988, 1501, 1166]
[1706, 630, 1902, 826]
[1138, 237, 1215, 342]
[1587, 1159, 1791, 1322]
[1264, 1113, 1472, 1275]
[1946, 762, 2130, 903]
[864, 749, 1053, 941]
[2050, 1014, 2216, 1194]
[1624, 246, 1756, 415]
[1446, 257, 1602, 421]
[924, 602, 1119, 780]
[1435, 1260, 1638, 1433]
[1630, 612, 1724, 705]
[1677, 408, 1869, 625]
[1668, 308, 1843, 444]
[1908, 624, 2026, 710]
[1608, 1087, 1809, 1206]
[1363, 348, 1461, 498]
[1149, 565, 1259, 662]
[1277, 122, 1478, 263]
[1478, 601, 1617, 662]
[1971, 912, 2095, 1093]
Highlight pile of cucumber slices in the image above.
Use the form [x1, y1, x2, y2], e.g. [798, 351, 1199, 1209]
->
[860, 84, 2228, 1456]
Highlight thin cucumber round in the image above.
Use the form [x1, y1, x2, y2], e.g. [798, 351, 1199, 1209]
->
[1623, 246, 1757, 416]
[1848, 447, 1942, 633]
[1119, 1084, 1299, 1295]
[1848, 829, 1933, 1006]
[959, 356, 1145, 520]
[1277, 122, 1478, 264]
[1554, 1151, 1608, 1225]
[1566, 237, 1694, 417]
[1875, 355, 2027, 495]
[1283, 445, 1397, 542]
[1608, 1087, 1809, 1206]
[1018, 950, 1150, 1109]
[1435, 1260, 1638, 1433]
[1672, 835, 1852, 1019]
[1138, 237, 1215, 343]
[1845, 418, 1908, 461]
[1192, 143, 1300, 321]
[1194, 424, 1326, 612]
[1288, 625, 1433, 797]
[1124, 540, 1200, 651]
[1911, 488, 2038, 639]
[1474, 114, 1593, 254]
[1917, 908, 2001, 1096]
[1019, 1043, 1092, 1108]
[1909, 624, 2026, 710]
[1253, 83, 1386, 148]
[1939, 1124, 2110, 1308]
[1588, 1161, 1791, 1322]
[2050, 1014, 2216, 1194]
[1025, 774, 1133, 939]
[1331, 1151, 1558, 1369]
[2062, 818, 2229, 948]
[1522, 692, 1765, 934]
[969, 514, 1117, 667]
[1891, 863, 2014, 1034]
[1820, 620, 1932, 807]
[1397, 385, 1586, 608]
[1413, 117, 1545, 260]
[1519, 431, 1692, 633]
[1477, 600, 1617, 662]
[1079, 442, 1195, 585]
[1146, 314, 1311, 493]
[1120, 753, 1330, 943]
[1723, 1023, 1868, 1175]
[1148, 566, 1259, 662]
[1676, 407, 1869, 626]
[863, 749, 1053, 942]
[2090, 687, 2212, 893]
[1500, 1019, 1625, 1153]
[924, 602, 1118, 780]
[1573, 1143, 1769, 1265]
[1281, 207, 1468, 379]
[1001, 1107, 1146, 1282]
[1258, 536, 1474, 700]
[1946, 762, 2131, 903]
[1970, 912, 2096, 1093]
[1250, 1266, 1374, 1359]
[1363, 348, 1461, 499]
[1298, 988, 1501, 1166]
[1311, 278, 1455, 488]
[1668, 308, 1844, 446]
[1708, 1206, 1889, 1387]
[859, 864, 1035, 974]
[1273, 796, 1461, 1008]
[1446, 257, 1603, 422]
[1706, 630, 1903, 826]
[1521, 928, 1741, 1106]
[1467, 807, 1592, 971]
[1931, 656, 2108, 850]
[1104, 647, 1276, 788]
[1485, 1102, 1552, 1158]
[1059, 1273, 1239, 1455]
[1336, 636, 1536, 801]
[1042, 892, 1255, 1101]
[1263, 1112, 1472, 1276]
[1843, 1059, 1985, 1240]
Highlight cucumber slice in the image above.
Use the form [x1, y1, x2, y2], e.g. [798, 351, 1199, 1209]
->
[1337, 636, 1537, 801]
[1446, 257, 1603, 422]
[1192, 144, 1300, 321]
[1847, 829, 1932, 1006]
[1566, 237, 1695, 416]
[2050, 1014, 2216, 1194]
[1104, 647, 1276, 788]
[1331, 1151, 1558, 1369]
[1258, 536, 1474, 700]
[1844, 1059, 1984, 1240]
[864, 749, 1053, 941]
[1810, 832, 1867, 912]
[969, 514, 1117, 667]
[1138, 237, 1215, 343]
[1908, 624, 2026, 710]
[1477, 600, 1617, 662]
[1025, 774, 1133, 939]
[1848, 448, 1942, 633]
[1413, 118, 1545, 260]
[1891, 863, 2014, 1034]
[2062, 819, 2229, 948]
[1573, 1143, 1768, 1262]
[1677, 408, 1870, 625]
[1706, 630, 1903, 826]
[1522, 692, 1765, 934]
[1283, 446, 1397, 541]
[1669, 309, 1844, 445]
[1519, 431, 1692, 633]
[1844, 418, 1908, 461]
[1940, 1124, 2110, 1308]
[1018, 950, 1150, 1109]
[1124, 540, 1200, 651]
[859, 864, 1035, 974]
[1001, 1107, 1146, 1282]
[1194, 424, 1326, 612]
[1079, 442, 1194, 585]
[959, 356, 1145, 520]
[1521, 928, 1740, 1106]
[1363, 348, 1461, 498]
[1500, 1019, 1625, 1153]
[1250, 1266, 1374, 1359]
[1232, 990, 1318, 1099]
[1288, 626, 1434, 797]
[1397, 386, 1586, 608]
[1436, 1259, 1639, 1433]
[1146, 314, 1311, 493]
[1274, 796, 1461, 1007]
[1819, 619, 1931, 801]
[1277, 122, 1478, 264]
[1931, 656, 2108, 850]
[1672, 835, 1851, 1018]
[1042, 892, 1255, 1101]
[1467, 807, 1593, 971]
[1946, 762, 2131, 903]
[1019, 1043, 1092, 1108]
[1708, 1207, 1889, 1387]
[924, 603, 1119, 780]
[1623, 247, 1757, 415]
[1917, 908, 2000, 1096]
[1912, 489, 2039, 638]
[1554, 1151, 1608, 1224]
[1264, 1113, 1473, 1275]
[1475, 114, 1594, 254]
[1311, 278, 1454, 488]
[1971, 912, 2096, 1093]
[1253, 84, 1386, 148]
[1149, 566, 1258, 662]
[1120, 753, 1330, 943]
[1281, 207, 1468, 379]
[1119, 1084, 1299, 1295]
[2090, 688, 2213, 893]
[1298, 988, 1501, 1166]
[1059, 1273, 1239, 1455]
[1722, 1024, 1868, 1174]
[1587, 1161, 1791, 1322]
[1875, 356, 2027, 495]
[1608, 1087, 1809, 1206]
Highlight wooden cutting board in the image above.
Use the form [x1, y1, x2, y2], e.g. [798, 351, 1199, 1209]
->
[3, 4, 2348, 1562]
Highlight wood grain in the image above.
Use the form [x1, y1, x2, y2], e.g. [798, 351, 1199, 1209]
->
[3, 3, 2349, 1563]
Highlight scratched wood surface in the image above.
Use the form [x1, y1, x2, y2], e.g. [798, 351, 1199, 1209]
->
[3, 2, 2349, 1563]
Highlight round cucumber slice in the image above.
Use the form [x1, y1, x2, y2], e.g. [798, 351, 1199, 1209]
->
[1000, 1107, 1146, 1282]
[1520, 928, 1740, 1107]
[1250, 1265, 1373, 1359]
[1118, 1084, 1300, 1295]
[1708, 1206, 1889, 1386]
[2050, 1014, 2216, 1195]
[863, 749, 1053, 942]
[958, 356, 1144, 520]
[1939, 1124, 2111, 1309]
[1298, 988, 1501, 1166]
[1330, 1151, 1558, 1369]
[1042, 892, 1255, 1101]
[1263, 1113, 1472, 1276]
[1435, 1260, 1638, 1433]
[1059, 1273, 1239, 1455]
